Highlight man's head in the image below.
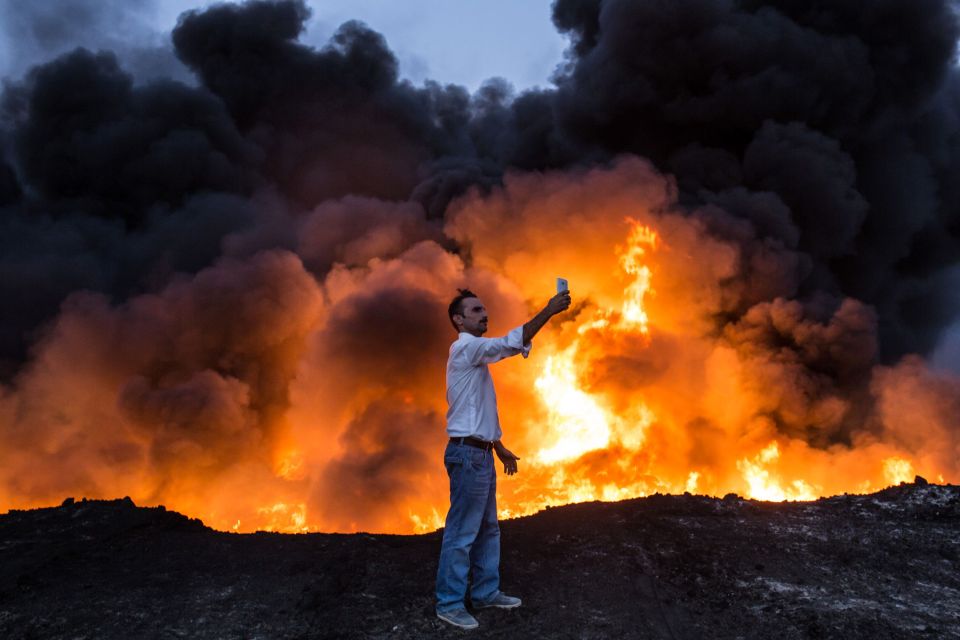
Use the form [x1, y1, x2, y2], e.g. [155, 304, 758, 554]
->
[448, 288, 488, 336]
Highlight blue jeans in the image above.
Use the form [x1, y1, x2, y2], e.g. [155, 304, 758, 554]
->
[435, 441, 501, 613]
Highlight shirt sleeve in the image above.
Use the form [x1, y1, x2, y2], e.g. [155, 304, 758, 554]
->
[462, 326, 532, 366]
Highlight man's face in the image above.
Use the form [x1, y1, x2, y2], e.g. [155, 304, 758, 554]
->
[456, 297, 488, 336]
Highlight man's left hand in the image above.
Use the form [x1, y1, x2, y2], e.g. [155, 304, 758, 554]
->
[494, 443, 520, 476]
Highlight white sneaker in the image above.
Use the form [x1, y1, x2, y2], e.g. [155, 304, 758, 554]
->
[437, 608, 479, 629]
[473, 593, 522, 609]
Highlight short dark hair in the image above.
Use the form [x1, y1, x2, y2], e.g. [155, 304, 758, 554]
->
[448, 288, 479, 332]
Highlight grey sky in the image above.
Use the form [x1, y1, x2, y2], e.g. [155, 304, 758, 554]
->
[0, 0, 567, 92]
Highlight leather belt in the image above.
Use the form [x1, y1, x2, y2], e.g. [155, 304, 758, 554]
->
[450, 436, 494, 451]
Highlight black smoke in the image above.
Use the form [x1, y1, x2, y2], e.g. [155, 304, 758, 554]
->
[1, 0, 959, 519]
[3, 0, 957, 370]
[544, 0, 960, 359]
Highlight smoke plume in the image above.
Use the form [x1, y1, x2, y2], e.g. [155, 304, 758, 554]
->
[1, 0, 958, 532]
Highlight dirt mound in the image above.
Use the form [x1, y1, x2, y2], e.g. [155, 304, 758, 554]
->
[2, 485, 959, 639]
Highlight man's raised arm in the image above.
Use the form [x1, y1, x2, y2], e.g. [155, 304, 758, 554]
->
[522, 290, 572, 345]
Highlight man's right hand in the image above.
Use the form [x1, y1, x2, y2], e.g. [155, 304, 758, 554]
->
[547, 290, 572, 316]
[522, 290, 573, 344]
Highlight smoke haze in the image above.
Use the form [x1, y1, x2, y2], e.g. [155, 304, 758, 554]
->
[1, 0, 958, 532]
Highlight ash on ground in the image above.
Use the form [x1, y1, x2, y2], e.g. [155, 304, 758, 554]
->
[1, 482, 958, 639]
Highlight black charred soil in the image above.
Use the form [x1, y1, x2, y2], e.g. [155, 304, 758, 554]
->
[1, 484, 959, 639]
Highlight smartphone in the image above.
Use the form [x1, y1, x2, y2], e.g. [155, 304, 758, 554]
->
[556, 277, 568, 293]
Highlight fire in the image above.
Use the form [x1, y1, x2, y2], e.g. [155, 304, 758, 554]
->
[883, 457, 915, 485]
[534, 346, 611, 464]
[516, 219, 662, 512]
[617, 219, 659, 333]
[274, 450, 306, 481]
[533, 219, 660, 467]
[737, 442, 819, 502]
[685, 471, 701, 494]
[469, 211, 948, 524]
[3, 165, 957, 535]
[256, 503, 311, 533]
[410, 508, 444, 534]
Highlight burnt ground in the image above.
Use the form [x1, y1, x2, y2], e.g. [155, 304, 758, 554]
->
[1, 483, 959, 640]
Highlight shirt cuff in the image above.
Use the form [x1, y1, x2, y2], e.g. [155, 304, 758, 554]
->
[506, 326, 532, 358]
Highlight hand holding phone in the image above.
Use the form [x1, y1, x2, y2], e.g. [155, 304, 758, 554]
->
[550, 278, 571, 315]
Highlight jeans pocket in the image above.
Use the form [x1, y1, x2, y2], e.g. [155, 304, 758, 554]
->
[467, 450, 488, 472]
[444, 455, 463, 475]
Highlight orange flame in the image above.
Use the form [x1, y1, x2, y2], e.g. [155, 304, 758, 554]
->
[3, 162, 956, 534]
[617, 219, 659, 333]
[736, 442, 818, 502]
[504, 219, 662, 517]
[883, 457, 915, 485]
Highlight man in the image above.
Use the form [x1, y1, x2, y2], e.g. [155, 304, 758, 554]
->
[435, 287, 572, 629]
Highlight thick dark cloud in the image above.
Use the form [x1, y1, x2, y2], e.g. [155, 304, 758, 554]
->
[543, 0, 960, 358]
[722, 297, 879, 445]
[742, 121, 868, 260]
[3, 0, 958, 372]
[172, 2, 467, 205]
[1, 0, 959, 527]
[0, 210, 120, 377]
[313, 401, 445, 531]
[11, 48, 255, 223]
[550, 0, 872, 156]
[0, 161, 20, 205]
[0, 0, 495, 371]
[739, 0, 959, 112]
[0, 249, 323, 506]
[310, 285, 452, 397]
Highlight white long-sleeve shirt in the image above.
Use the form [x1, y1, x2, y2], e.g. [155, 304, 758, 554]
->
[445, 326, 532, 441]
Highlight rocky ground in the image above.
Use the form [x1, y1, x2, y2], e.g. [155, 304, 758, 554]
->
[1, 481, 958, 639]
